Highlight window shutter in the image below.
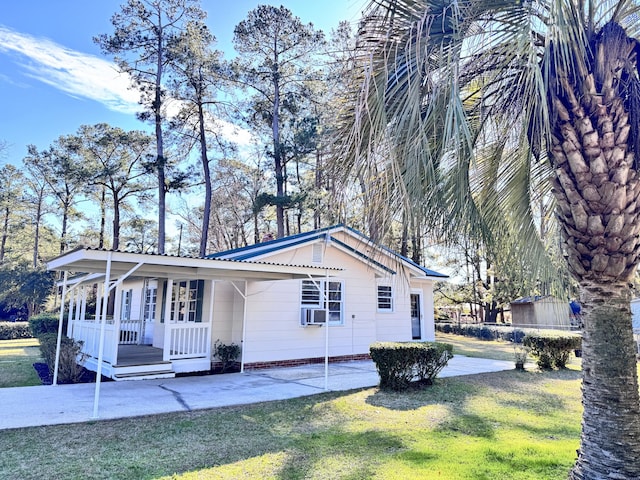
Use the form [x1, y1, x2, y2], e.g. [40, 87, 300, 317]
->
[160, 280, 167, 323]
[195, 280, 205, 323]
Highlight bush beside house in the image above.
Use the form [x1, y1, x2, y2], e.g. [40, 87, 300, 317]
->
[370, 341, 453, 391]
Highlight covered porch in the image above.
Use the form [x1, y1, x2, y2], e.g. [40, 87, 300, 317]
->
[48, 247, 339, 383]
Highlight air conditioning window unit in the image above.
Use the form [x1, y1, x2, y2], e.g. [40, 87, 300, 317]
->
[301, 308, 327, 325]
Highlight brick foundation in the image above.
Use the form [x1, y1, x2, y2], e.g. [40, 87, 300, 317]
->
[240, 353, 371, 371]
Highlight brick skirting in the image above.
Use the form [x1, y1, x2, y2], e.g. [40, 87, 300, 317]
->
[233, 353, 372, 371]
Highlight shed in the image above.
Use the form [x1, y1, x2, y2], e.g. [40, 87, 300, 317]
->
[510, 296, 571, 329]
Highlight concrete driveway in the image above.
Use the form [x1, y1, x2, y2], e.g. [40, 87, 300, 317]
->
[0, 355, 513, 430]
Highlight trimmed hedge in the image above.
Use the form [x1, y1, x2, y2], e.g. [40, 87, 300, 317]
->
[523, 332, 582, 369]
[29, 313, 66, 337]
[370, 341, 453, 391]
[0, 321, 32, 340]
[436, 322, 528, 342]
[37, 333, 87, 384]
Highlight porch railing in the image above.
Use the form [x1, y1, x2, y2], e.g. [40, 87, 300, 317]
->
[167, 323, 210, 359]
[71, 319, 117, 364]
[119, 319, 144, 345]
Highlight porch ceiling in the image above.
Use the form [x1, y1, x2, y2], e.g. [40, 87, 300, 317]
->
[47, 247, 341, 282]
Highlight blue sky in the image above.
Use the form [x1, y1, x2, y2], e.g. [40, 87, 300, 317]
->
[0, 0, 366, 165]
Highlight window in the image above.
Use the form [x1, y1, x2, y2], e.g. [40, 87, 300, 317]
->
[377, 285, 393, 312]
[143, 287, 157, 322]
[301, 280, 343, 324]
[312, 243, 323, 263]
[120, 289, 132, 320]
[169, 280, 204, 323]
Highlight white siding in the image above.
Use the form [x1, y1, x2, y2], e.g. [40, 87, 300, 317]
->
[234, 238, 437, 364]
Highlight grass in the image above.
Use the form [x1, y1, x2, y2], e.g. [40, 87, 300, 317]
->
[0, 335, 583, 480]
[0, 338, 42, 387]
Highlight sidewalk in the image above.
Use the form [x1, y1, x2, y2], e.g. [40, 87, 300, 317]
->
[0, 355, 513, 430]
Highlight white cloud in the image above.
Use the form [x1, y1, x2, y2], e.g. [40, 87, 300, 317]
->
[0, 25, 141, 114]
[0, 25, 253, 146]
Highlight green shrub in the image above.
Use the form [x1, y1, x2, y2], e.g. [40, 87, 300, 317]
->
[213, 340, 241, 372]
[38, 332, 87, 383]
[523, 332, 582, 369]
[29, 313, 66, 337]
[370, 342, 453, 391]
[0, 321, 32, 340]
[479, 326, 496, 341]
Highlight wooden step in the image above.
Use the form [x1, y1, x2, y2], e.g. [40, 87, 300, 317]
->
[113, 370, 175, 381]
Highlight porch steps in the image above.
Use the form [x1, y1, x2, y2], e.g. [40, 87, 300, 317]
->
[112, 362, 175, 381]
[113, 370, 176, 381]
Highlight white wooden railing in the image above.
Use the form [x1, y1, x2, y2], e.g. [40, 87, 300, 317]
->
[119, 319, 144, 345]
[167, 323, 210, 360]
[70, 319, 117, 364]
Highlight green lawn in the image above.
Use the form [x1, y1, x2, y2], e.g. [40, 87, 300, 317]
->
[0, 334, 583, 480]
[0, 338, 42, 388]
[435, 332, 582, 367]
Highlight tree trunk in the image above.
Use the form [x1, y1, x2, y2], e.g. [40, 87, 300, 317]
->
[33, 189, 43, 268]
[112, 193, 121, 251]
[198, 99, 212, 257]
[314, 147, 322, 229]
[272, 63, 285, 239]
[0, 205, 9, 264]
[99, 187, 106, 249]
[60, 205, 68, 254]
[570, 281, 640, 479]
[155, 31, 166, 254]
[547, 28, 640, 474]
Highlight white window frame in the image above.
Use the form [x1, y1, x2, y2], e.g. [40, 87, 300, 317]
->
[120, 289, 132, 321]
[143, 286, 157, 322]
[377, 284, 394, 312]
[301, 279, 344, 325]
[169, 280, 202, 323]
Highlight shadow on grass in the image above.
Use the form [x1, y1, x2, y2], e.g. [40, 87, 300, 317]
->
[276, 429, 406, 480]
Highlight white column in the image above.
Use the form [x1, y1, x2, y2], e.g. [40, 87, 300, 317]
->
[52, 271, 69, 386]
[206, 280, 215, 364]
[111, 283, 122, 365]
[240, 281, 248, 373]
[163, 279, 174, 361]
[92, 252, 112, 419]
[324, 270, 329, 391]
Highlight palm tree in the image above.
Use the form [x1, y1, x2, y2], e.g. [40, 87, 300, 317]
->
[341, 0, 640, 478]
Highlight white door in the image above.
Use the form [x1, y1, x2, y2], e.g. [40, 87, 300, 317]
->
[411, 293, 422, 340]
[142, 284, 157, 345]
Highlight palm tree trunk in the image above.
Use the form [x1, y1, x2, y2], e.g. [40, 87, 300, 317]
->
[571, 281, 640, 479]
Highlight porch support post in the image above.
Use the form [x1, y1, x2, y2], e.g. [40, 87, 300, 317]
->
[71, 285, 82, 337]
[241, 281, 248, 373]
[306, 272, 330, 391]
[92, 252, 112, 419]
[66, 287, 75, 338]
[324, 269, 329, 391]
[111, 280, 122, 367]
[52, 271, 69, 386]
[163, 279, 174, 361]
[207, 280, 215, 365]
[229, 282, 248, 373]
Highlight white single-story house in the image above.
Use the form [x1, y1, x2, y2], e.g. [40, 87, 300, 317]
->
[47, 225, 447, 382]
